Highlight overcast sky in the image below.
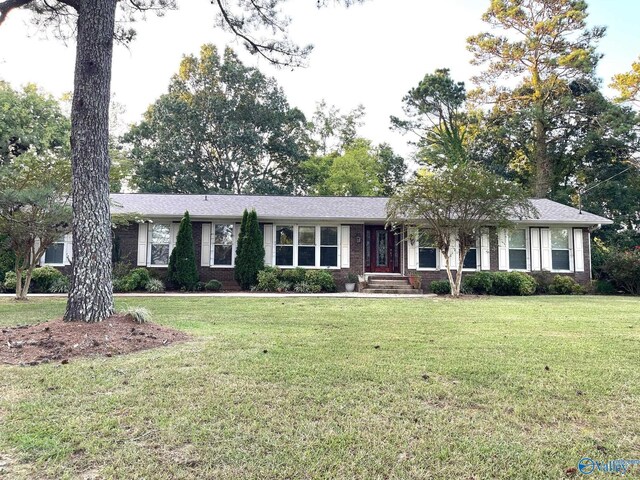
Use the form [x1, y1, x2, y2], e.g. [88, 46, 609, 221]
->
[1, 0, 639, 158]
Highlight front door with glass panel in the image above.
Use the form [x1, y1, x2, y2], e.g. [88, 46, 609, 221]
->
[365, 226, 400, 273]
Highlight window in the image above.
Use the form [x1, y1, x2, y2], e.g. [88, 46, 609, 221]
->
[44, 238, 65, 265]
[508, 229, 527, 270]
[275, 225, 294, 266]
[463, 242, 477, 269]
[298, 226, 316, 267]
[551, 228, 570, 270]
[418, 230, 438, 269]
[212, 223, 233, 266]
[320, 227, 338, 267]
[150, 224, 170, 265]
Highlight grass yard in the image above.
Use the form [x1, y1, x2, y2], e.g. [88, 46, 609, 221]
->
[1, 295, 639, 479]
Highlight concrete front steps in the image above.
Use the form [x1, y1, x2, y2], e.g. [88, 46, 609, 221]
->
[361, 276, 422, 294]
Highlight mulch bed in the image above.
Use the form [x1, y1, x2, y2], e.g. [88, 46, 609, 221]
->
[0, 315, 189, 366]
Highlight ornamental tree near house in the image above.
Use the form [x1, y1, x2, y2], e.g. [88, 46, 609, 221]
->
[234, 209, 264, 290]
[386, 163, 537, 297]
[167, 211, 198, 291]
[0, 0, 362, 322]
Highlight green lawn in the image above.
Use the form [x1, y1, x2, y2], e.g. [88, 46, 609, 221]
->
[1, 296, 639, 479]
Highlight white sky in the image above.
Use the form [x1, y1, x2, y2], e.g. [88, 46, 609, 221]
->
[1, 0, 639, 158]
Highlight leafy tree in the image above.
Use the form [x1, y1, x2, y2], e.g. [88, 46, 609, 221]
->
[304, 139, 406, 196]
[376, 143, 407, 195]
[467, 0, 605, 197]
[234, 209, 264, 290]
[125, 45, 310, 195]
[167, 211, 198, 290]
[309, 100, 366, 156]
[611, 56, 640, 105]
[0, 82, 72, 299]
[387, 164, 536, 297]
[0, 0, 361, 322]
[391, 68, 469, 167]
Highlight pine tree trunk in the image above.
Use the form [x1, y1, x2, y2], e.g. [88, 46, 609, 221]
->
[64, 0, 117, 322]
[533, 116, 551, 198]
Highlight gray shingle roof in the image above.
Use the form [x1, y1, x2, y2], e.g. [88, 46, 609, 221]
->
[110, 194, 612, 225]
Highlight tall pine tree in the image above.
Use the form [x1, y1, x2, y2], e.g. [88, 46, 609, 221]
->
[167, 211, 199, 291]
[234, 209, 264, 290]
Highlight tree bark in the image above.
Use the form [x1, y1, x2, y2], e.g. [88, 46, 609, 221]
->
[64, 0, 117, 322]
[533, 116, 551, 198]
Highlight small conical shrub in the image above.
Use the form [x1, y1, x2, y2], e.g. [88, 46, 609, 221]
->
[167, 211, 199, 290]
[234, 209, 250, 287]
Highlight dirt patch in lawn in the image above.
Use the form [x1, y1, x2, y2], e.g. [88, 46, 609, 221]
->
[0, 315, 189, 366]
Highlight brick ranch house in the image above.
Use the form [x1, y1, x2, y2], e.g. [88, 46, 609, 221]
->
[41, 194, 612, 291]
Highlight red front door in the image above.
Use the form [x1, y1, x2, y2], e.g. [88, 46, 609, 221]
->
[365, 226, 399, 273]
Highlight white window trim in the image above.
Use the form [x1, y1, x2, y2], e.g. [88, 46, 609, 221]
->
[461, 245, 480, 272]
[272, 224, 341, 269]
[550, 227, 574, 273]
[147, 222, 173, 268]
[210, 222, 236, 268]
[507, 228, 529, 272]
[42, 238, 67, 267]
[416, 229, 439, 271]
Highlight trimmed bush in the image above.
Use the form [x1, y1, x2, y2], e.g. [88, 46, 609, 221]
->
[548, 275, 583, 295]
[256, 267, 280, 292]
[430, 280, 451, 295]
[294, 282, 322, 293]
[234, 209, 265, 290]
[49, 276, 70, 293]
[123, 267, 151, 291]
[168, 211, 199, 291]
[305, 270, 336, 292]
[205, 279, 223, 292]
[529, 271, 554, 294]
[281, 267, 307, 285]
[3, 271, 16, 291]
[145, 278, 165, 293]
[462, 272, 493, 294]
[112, 277, 133, 293]
[276, 281, 292, 292]
[31, 266, 65, 293]
[490, 272, 536, 296]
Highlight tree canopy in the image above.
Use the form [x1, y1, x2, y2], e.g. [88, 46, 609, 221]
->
[467, 0, 605, 197]
[125, 45, 311, 195]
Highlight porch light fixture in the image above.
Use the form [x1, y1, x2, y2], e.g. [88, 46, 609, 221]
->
[355, 232, 362, 244]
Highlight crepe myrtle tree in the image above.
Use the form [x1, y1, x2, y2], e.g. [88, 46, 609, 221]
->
[387, 163, 537, 297]
[0, 0, 363, 322]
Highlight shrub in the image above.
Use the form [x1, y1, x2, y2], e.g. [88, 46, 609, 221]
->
[167, 211, 199, 291]
[122, 267, 151, 291]
[281, 267, 307, 285]
[490, 272, 536, 296]
[294, 282, 322, 293]
[276, 281, 292, 292]
[205, 279, 223, 292]
[602, 249, 640, 295]
[193, 281, 206, 292]
[462, 272, 493, 294]
[3, 271, 16, 291]
[121, 306, 152, 324]
[49, 276, 70, 293]
[594, 279, 617, 295]
[234, 209, 264, 290]
[548, 275, 584, 295]
[430, 280, 451, 295]
[346, 272, 358, 284]
[112, 261, 132, 279]
[112, 277, 133, 293]
[306, 270, 337, 292]
[31, 266, 65, 293]
[529, 271, 554, 294]
[145, 278, 165, 293]
[256, 267, 280, 292]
